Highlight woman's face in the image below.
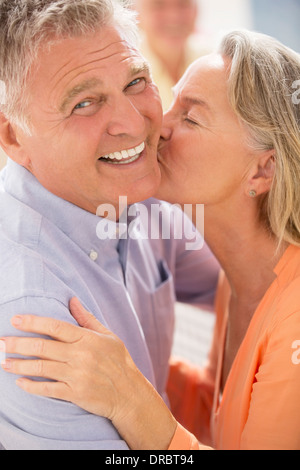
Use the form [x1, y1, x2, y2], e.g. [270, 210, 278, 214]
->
[156, 54, 254, 207]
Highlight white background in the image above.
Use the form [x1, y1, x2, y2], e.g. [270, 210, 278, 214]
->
[198, 0, 253, 45]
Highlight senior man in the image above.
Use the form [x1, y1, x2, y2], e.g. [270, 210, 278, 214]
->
[0, 0, 218, 450]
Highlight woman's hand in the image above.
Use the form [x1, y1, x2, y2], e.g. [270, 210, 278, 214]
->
[0, 298, 177, 449]
[0, 298, 140, 421]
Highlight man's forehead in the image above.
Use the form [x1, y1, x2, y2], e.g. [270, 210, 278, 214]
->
[29, 25, 151, 104]
[33, 26, 143, 81]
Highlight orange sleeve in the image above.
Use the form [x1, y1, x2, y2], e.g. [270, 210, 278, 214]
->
[168, 423, 212, 450]
[241, 310, 300, 450]
[166, 358, 215, 446]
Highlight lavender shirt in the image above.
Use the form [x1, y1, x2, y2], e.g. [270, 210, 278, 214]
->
[0, 159, 219, 450]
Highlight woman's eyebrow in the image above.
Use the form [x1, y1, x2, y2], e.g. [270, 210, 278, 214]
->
[181, 95, 211, 113]
[171, 85, 212, 114]
[59, 77, 103, 113]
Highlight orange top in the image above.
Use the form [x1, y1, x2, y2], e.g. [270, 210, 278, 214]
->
[167, 244, 300, 450]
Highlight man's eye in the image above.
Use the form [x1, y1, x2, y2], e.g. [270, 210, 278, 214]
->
[74, 100, 92, 110]
[127, 78, 142, 87]
[71, 99, 102, 117]
[125, 78, 147, 93]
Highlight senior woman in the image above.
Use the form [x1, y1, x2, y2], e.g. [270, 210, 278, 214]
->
[2, 30, 300, 450]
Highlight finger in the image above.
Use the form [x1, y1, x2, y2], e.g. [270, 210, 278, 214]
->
[10, 315, 83, 343]
[1, 336, 71, 362]
[1, 358, 69, 381]
[69, 297, 111, 335]
[16, 378, 71, 401]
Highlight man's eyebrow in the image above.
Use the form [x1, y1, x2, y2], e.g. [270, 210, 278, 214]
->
[58, 63, 151, 114]
[59, 77, 103, 114]
[129, 61, 151, 78]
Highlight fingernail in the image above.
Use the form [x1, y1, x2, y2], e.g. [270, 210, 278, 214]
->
[0, 341, 5, 364]
[11, 316, 23, 327]
[1, 359, 11, 370]
[16, 378, 26, 388]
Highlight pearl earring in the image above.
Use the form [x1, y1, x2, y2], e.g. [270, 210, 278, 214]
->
[249, 190, 257, 198]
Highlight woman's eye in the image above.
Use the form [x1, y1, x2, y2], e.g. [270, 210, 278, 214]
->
[185, 117, 198, 126]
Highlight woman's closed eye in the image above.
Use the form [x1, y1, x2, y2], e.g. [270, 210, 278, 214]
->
[184, 116, 199, 127]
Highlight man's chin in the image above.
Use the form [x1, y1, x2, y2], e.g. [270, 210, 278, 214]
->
[118, 172, 162, 206]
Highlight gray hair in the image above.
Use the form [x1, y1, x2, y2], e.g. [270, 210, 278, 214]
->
[218, 30, 300, 247]
[0, 0, 139, 134]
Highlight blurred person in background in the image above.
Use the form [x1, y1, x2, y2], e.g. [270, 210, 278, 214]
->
[135, 0, 210, 110]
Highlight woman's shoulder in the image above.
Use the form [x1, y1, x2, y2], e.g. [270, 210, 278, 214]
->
[275, 245, 300, 309]
[266, 245, 300, 331]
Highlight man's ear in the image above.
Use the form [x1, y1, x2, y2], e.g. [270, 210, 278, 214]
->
[0, 112, 31, 168]
[246, 150, 276, 197]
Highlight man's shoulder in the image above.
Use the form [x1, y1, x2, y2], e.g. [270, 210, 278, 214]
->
[0, 175, 43, 288]
[0, 234, 45, 305]
[0, 182, 74, 306]
[0, 228, 73, 309]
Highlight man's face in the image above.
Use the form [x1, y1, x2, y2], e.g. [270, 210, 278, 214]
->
[17, 26, 163, 214]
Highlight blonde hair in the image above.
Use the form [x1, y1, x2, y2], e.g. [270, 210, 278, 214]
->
[219, 30, 300, 247]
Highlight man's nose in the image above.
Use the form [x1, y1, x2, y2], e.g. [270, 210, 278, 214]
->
[160, 111, 173, 141]
[106, 97, 145, 137]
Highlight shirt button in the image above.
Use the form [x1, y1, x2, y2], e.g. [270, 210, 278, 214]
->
[89, 250, 98, 262]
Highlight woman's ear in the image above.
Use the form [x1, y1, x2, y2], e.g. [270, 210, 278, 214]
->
[0, 112, 31, 168]
[246, 150, 276, 197]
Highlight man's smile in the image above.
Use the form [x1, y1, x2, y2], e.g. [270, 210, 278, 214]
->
[99, 142, 145, 165]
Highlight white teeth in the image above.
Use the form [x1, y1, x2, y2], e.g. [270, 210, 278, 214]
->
[114, 152, 122, 160]
[135, 142, 145, 154]
[128, 148, 136, 157]
[111, 153, 141, 165]
[100, 142, 145, 164]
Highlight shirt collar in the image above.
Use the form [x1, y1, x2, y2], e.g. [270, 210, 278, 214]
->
[2, 159, 139, 255]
